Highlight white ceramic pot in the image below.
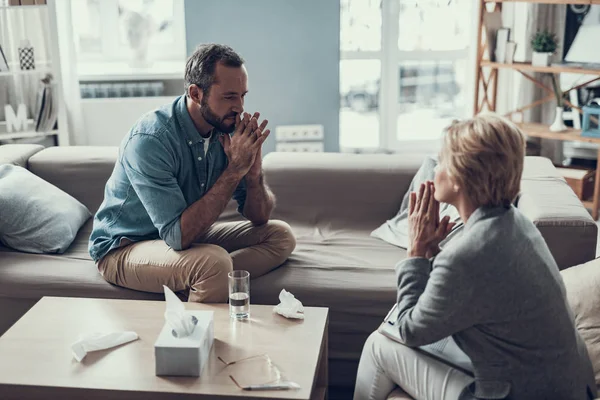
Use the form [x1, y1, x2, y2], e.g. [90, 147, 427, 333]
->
[550, 106, 568, 132]
[532, 52, 551, 67]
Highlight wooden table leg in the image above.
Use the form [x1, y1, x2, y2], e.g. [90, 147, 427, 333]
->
[313, 319, 329, 400]
[593, 148, 600, 221]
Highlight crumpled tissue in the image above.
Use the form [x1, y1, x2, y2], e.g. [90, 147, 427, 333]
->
[71, 331, 138, 362]
[273, 289, 304, 319]
[163, 285, 197, 337]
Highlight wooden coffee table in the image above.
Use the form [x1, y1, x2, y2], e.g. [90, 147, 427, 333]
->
[0, 297, 328, 400]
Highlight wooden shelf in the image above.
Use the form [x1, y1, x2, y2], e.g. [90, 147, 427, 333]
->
[484, 0, 600, 4]
[481, 61, 600, 76]
[0, 69, 51, 77]
[517, 122, 600, 145]
[0, 5, 48, 10]
[0, 130, 57, 140]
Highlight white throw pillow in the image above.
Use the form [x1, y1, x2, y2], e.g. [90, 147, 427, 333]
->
[0, 164, 91, 254]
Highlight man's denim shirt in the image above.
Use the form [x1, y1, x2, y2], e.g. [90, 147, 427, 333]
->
[89, 95, 246, 262]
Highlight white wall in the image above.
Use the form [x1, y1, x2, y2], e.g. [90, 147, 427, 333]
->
[82, 96, 173, 146]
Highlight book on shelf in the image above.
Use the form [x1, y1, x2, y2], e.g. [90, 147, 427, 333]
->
[34, 74, 58, 133]
[0, 45, 8, 72]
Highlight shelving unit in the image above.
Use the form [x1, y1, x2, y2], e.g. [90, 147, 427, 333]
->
[474, 0, 600, 218]
[0, 0, 68, 145]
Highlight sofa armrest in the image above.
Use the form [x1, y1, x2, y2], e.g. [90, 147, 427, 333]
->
[263, 152, 425, 229]
[28, 146, 118, 214]
[518, 157, 597, 270]
[0, 144, 44, 167]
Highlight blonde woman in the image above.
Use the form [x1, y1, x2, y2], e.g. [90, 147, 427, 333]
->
[354, 114, 596, 400]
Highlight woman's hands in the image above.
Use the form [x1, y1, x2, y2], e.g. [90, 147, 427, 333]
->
[407, 181, 455, 259]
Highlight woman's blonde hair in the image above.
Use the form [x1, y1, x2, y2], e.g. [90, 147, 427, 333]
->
[441, 113, 526, 207]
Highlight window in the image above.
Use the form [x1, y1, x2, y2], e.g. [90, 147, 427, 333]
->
[70, 0, 186, 80]
[340, 0, 476, 151]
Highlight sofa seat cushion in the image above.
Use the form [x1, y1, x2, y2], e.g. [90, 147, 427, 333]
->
[252, 224, 406, 385]
[0, 251, 163, 301]
[561, 257, 600, 387]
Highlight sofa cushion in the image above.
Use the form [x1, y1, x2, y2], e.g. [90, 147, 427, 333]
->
[0, 164, 91, 254]
[0, 144, 44, 167]
[28, 146, 118, 214]
[561, 257, 600, 386]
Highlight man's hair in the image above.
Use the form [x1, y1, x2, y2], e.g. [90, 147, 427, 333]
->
[440, 113, 526, 208]
[184, 44, 245, 96]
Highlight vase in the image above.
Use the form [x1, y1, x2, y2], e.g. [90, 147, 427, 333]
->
[532, 52, 551, 67]
[550, 106, 568, 132]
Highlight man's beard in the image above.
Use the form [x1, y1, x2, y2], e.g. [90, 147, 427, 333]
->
[200, 96, 237, 134]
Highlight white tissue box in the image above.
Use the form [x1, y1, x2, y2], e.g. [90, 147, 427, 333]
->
[154, 311, 214, 377]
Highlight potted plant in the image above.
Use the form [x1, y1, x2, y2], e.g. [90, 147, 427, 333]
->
[531, 30, 558, 67]
[549, 74, 568, 132]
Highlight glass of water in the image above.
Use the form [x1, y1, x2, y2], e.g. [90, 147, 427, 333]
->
[229, 270, 250, 319]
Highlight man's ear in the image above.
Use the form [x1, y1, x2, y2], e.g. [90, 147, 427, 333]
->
[187, 84, 203, 104]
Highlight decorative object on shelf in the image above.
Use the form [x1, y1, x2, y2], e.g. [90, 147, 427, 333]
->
[18, 39, 35, 70]
[495, 28, 510, 64]
[549, 74, 567, 132]
[483, 10, 502, 61]
[4, 104, 28, 133]
[505, 41, 517, 64]
[531, 30, 558, 67]
[581, 105, 600, 138]
[33, 74, 58, 132]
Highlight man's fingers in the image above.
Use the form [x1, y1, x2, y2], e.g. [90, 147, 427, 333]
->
[416, 183, 425, 212]
[257, 119, 269, 133]
[235, 113, 248, 135]
[219, 134, 231, 152]
[253, 129, 271, 148]
[242, 113, 255, 137]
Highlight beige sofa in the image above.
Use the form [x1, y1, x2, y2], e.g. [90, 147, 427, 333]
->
[0, 144, 597, 398]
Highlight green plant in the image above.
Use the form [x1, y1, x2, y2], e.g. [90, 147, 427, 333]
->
[531, 30, 558, 53]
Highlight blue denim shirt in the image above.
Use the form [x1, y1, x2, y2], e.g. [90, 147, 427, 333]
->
[88, 95, 246, 262]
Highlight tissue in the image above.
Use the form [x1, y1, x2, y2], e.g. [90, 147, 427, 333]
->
[163, 285, 196, 337]
[273, 289, 304, 319]
[71, 331, 138, 362]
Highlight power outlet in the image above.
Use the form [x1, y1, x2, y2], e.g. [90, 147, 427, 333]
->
[276, 142, 324, 152]
[275, 124, 324, 141]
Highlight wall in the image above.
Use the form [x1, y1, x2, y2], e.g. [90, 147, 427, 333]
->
[184, 0, 340, 153]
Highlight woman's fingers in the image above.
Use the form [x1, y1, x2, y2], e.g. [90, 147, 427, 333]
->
[409, 191, 417, 215]
[416, 183, 425, 213]
[428, 182, 437, 219]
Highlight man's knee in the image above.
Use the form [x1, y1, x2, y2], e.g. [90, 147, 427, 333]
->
[265, 220, 296, 258]
[187, 245, 233, 302]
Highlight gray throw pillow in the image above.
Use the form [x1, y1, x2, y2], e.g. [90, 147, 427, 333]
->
[0, 164, 91, 254]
